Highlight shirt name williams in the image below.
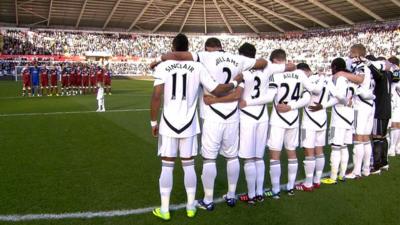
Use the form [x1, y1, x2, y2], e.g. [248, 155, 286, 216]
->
[165, 63, 194, 73]
[216, 57, 239, 67]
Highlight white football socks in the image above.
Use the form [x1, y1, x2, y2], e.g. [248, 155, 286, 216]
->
[287, 158, 298, 190]
[270, 160, 281, 194]
[255, 159, 265, 196]
[390, 128, 400, 154]
[226, 158, 240, 199]
[352, 142, 364, 176]
[201, 159, 217, 204]
[330, 146, 341, 180]
[363, 141, 372, 176]
[159, 160, 174, 213]
[304, 156, 315, 188]
[339, 146, 349, 178]
[314, 153, 325, 184]
[244, 159, 256, 199]
[182, 159, 196, 210]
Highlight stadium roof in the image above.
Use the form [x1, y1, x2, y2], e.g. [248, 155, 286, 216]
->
[1, 0, 399, 34]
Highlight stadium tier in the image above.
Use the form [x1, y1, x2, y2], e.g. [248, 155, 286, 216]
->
[1, 22, 400, 76]
[1, 1, 400, 224]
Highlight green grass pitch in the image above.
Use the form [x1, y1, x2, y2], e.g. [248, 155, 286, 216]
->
[0, 80, 399, 225]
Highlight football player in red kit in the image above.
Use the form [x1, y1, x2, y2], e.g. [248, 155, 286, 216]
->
[50, 68, 58, 96]
[103, 66, 112, 95]
[76, 66, 83, 95]
[69, 66, 77, 95]
[22, 64, 31, 97]
[40, 65, 49, 96]
[96, 66, 104, 87]
[82, 66, 90, 94]
[89, 66, 97, 94]
[61, 66, 70, 96]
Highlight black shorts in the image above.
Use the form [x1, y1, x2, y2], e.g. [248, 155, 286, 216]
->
[372, 119, 389, 136]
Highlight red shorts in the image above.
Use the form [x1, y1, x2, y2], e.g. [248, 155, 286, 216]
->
[83, 77, 89, 87]
[61, 78, 69, 87]
[23, 80, 31, 88]
[41, 80, 49, 87]
[69, 77, 76, 86]
[90, 77, 97, 86]
[104, 78, 111, 86]
[50, 76, 57, 87]
[76, 77, 82, 86]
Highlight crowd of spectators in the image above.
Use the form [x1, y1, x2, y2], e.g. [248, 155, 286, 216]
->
[1, 22, 399, 75]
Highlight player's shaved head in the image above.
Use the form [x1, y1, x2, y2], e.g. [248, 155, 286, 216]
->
[269, 49, 286, 63]
[331, 57, 347, 74]
[388, 56, 400, 66]
[350, 44, 366, 58]
[238, 42, 256, 58]
[172, 33, 189, 52]
[205, 37, 222, 51]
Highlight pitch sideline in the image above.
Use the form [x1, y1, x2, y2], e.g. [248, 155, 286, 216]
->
[0, 166, 352, 222]
[0, 108, 150, 117]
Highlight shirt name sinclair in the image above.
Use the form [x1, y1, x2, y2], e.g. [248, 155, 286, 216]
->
[216, 57, 239, 67]
[165, 63, 194, 73]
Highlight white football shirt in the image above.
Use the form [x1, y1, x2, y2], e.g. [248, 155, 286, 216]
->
[240, 64, 286, 123]
[153, 60, 219, 138]
[192, 51, 256, 123]
[269, 69, 316, 128]
[330, 76, 355, 129]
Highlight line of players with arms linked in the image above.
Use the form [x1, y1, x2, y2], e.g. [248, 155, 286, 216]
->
[148, 33, 400, 220]
[21, 63, 112, 97]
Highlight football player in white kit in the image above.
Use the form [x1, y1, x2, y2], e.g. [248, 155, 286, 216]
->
[154, 37, 268, 210]
[150, 34, 240, 220]
[203, 46, 295, 204]
[319, 58, 357, 184]
[290, 64, 329, 191]
[337, 45, 375, 179]
[388, 57, 400, 156]
[241, 61, 319, 198]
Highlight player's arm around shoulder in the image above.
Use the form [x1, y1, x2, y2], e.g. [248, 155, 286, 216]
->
[150, 51, 199, 69]
[199, 64, 238, 97]
[204, 85, 244, 105]
[335, 70, 364, 85]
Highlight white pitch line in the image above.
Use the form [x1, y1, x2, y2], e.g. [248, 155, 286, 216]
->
[0, 164, 353, 222]
[0, 109, 150, 117]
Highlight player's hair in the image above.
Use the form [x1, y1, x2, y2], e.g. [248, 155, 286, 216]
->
[296, 62, 311, 72]
[388, 56, 400, 66]
[172, 33, 189, 52]
[269, 49, 286, 61]
[331, 57, 348, 73]
[350, 44, 366, 57]
[205, 37, 222, 48]
[377, 56, 386, 61]
[238, 42, 256, 58]
[366, 55, 377, 61]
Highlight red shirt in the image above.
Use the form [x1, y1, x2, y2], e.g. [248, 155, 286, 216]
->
[96, 70, 104, 82]
[22, 69, 31, 85]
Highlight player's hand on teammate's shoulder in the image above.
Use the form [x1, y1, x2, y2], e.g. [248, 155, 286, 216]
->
[234, 73, 244, 83]
[239, 99, 247, 109]
[150, 60, 160, 70]
[308, 102, 323, 112]
[203, 95, 216, 105]
[276, 103, 291, 113]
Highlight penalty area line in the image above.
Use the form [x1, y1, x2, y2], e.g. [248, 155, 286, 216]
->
[0, 164, 353, 222]
[0, 109, 150, 117]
